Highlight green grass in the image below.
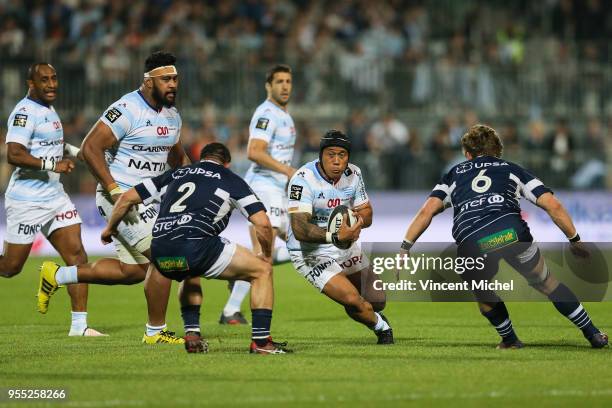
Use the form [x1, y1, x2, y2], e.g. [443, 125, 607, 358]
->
[1, 256, 611, 407]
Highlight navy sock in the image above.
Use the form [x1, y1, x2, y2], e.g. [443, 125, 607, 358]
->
[481, 302, 518, 343]
[181, 304, 201, 333]
[548, 283, 599, 338]
[252, 309, 272, 346]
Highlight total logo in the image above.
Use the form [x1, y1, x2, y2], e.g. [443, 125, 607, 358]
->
[460, 194, 505, 211]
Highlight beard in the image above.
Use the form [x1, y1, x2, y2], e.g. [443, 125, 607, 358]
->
[152, 84, 176, 107]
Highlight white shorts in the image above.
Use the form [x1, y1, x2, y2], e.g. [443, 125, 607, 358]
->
[4, 194, 81, 244]
[205, 239, 237, 279]
[290, 245, 370, 291]
[251, 183, 287, 231]
[96, 188, 157, 265]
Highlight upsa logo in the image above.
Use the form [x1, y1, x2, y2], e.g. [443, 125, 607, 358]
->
[157, 126, 169, 136]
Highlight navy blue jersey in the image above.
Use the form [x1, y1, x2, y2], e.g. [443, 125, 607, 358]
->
[430, 156, 552, 244]
[134, 160, 266, 241]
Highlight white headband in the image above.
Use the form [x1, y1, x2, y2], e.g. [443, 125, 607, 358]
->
[144, 65, 177, 78]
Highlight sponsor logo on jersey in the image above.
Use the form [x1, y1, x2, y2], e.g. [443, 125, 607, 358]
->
[105, 107, 122, 123]
[456, 161, 509, 174]
[13, 114, 28, 127]
[318, 192, 325, 199]
[477, 228, 518, 253]
[177, 214, 192, 225]
[171, 167, 221, 180]
[131, 145, 172, 152]
[256, 117, 269, 130]
[156, 256, 190, 272]
[344, 168, 353, 176]
[460, 194, 505, 211]
[290, 185, 303, 200]
[39, 139, 64, 147]
[128, 159, 166, 172]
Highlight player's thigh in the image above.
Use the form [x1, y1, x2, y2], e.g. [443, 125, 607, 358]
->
[504, 242, 546, 284]
[47, 224, 87, 264]
[217, 244, 271, 282]
[322, 273, 365, 308]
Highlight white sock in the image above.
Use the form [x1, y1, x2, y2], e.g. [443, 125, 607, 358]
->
[273, 246, 290, 264]
[71, 311, 88, 333]
[373, 312, 390, 331]
[56, 265, 78, 285]
[223, 281, 251, 316]
[146, 323, 166, 337]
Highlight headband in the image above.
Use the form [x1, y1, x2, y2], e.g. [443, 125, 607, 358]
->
[144, 65, 177, 78]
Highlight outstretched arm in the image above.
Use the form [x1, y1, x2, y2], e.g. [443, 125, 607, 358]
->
[536, 192, 577, 239]
[101, 188, 143, 244]
[402, 197, 445, 247]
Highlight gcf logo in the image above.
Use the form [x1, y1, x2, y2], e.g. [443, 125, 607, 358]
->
[157, 126, 169, 136]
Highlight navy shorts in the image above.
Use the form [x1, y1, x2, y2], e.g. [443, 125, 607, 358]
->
[457, 216, 541, 300]
[151, 236, 230, 281]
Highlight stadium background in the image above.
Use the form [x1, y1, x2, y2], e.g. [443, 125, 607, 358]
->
[0, 0, 610, 253]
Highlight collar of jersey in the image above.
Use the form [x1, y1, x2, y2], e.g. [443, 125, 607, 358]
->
[314, 161, 338, 185]
[26, 96, 50, 108]
[265, 98, 287, 114]
[137, 90, 162, 113]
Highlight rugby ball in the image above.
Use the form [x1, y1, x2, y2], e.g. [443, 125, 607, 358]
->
[327, 205, 357, 249]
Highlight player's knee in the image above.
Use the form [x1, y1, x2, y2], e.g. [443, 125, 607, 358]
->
[255, 261, 273, 281]
[0, 259, 25, 277]
[343, 293, 370, 313]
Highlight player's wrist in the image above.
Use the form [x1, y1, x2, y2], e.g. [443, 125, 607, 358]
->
[401, 239, 414, 251]
[568, 232, 581, 243]
[107, 182, 122, 196]
[41, 158, 56, 172]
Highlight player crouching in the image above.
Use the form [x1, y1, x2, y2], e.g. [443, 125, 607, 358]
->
[287, 130, 393, 344]
[99, 143, 290, 354]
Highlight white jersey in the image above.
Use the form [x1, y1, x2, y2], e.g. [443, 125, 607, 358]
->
[5, 96, 66, 201]
[286, 160, 369, 258]
[244, 99, 296, 190]
[99, 90, 181, 190]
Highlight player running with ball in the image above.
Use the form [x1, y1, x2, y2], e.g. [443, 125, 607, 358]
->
[401, 124, 607, 349]
[287, 130, 393, 344]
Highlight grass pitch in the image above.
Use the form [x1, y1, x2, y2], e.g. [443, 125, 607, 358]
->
[1, 257, 611, 407]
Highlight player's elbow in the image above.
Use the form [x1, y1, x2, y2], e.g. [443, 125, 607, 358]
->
[6, 151, 20, 166]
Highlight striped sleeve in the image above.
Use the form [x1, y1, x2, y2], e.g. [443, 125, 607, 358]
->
[229, 173, 266, 219]
[429, 171, 455, 208]
[134, 170, 173, 205]
[509, 163, 552, 204]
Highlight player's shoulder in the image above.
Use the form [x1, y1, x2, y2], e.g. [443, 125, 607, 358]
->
[345, 163, 363, 178]
[252, 100, 279, 118]
[10, 97, 43, 116]
[292, 161, 318, 183]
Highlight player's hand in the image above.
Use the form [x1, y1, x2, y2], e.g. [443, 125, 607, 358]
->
[569, 241, 590, 259]
[110, 192, 122, 203]
[54, 159, 75, 174]
[100, 226, 116, 245]
[122, 205, 141, 225]
[337, 214, 363, 243]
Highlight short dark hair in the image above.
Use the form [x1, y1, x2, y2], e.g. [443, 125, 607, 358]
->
[144, 51, 176, 73]
[200, 142, 232, 164]
[266, 64, 291, 84]
[27, 62, 53, 80]
[461, 124, 504, 158]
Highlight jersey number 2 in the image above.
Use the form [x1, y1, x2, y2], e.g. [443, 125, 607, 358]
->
[169, 182, 196, 213]
[471, 169, 492, 193]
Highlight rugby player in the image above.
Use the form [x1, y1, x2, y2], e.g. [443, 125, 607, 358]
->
[220, 64, 296, 325]
[287, 130, 393, 344]
[38, 51, 197, 344]
[99, 142, 290, 354]
[401, 124, 608, 349]
[2, 62, 104, 336]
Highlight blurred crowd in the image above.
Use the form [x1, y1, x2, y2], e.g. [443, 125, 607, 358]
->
[0, 0, 611, 191]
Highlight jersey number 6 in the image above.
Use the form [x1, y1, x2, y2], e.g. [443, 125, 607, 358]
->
[471, 169, 492, 193]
